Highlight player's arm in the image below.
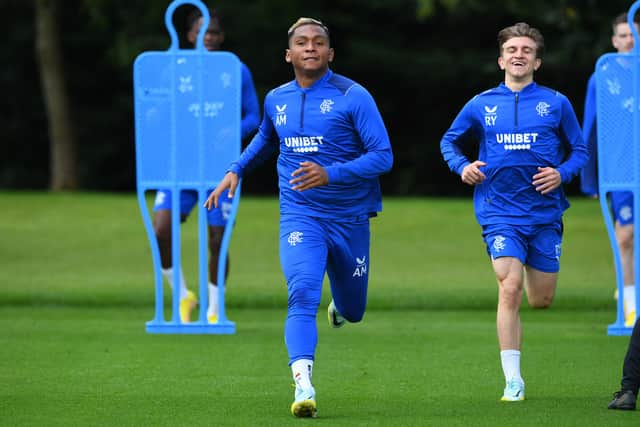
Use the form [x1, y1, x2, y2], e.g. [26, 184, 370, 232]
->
[555, 96, 590, 183]
[580, 74, 598, 197]
[534, 96, 589, 195]
[232, 95, 279, 176]
[440, 99, 485, 185]
[321, 85, 393, 186]
[204, 172, 239, 209]
[240, 63, 261, 140]
[205, 96, 277, 209]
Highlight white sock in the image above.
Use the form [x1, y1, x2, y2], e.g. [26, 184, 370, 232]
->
[500, 350, 523, 383]
[162, 267, 188, 299]
[291, 359, 313, 390]
[624, 285, 636, 316]
[208, 283, 219, 316]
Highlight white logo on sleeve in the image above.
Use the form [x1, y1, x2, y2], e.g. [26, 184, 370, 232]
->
[288, 231, 303, 246]
[276, 104, 287, 126]
[352, 256, 367, 277]
[484, 105, 497, 126]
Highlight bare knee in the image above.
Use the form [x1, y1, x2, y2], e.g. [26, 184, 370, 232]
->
[619, 233, 633, 254]
[498, 279, 522, 308]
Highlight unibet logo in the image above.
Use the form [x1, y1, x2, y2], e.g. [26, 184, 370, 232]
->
[284, 136, 325, 153]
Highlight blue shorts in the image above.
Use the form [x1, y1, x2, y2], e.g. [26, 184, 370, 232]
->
[153, 189, 232, 226]
[611, 191, 633, 225]
[482, 222, 563, 273]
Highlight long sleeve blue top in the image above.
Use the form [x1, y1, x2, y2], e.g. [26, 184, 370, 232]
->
[239, 62, 260, 140]
[580, 73, 598, 196]
[229, 69, 393, 218]
[441, 82, 589, 226]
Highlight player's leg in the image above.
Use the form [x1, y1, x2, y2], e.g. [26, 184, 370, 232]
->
[484, 225, 526, 401]
[609, 317, 640, 410]
[616, 222, 635, 325]
[325, 216, 370, 327]
[205, 189, 232, 323]
[523, 222, 562, 309]
[280, 215, 326, 418]
[612, 191, 636, 325]
[523, 267, 557, 308]
[152, 190, 197, 321]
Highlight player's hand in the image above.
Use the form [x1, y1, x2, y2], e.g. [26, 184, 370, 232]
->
[290, 161, 329, 191]
[532, 167, 561, 194]
[204, 172, 238, 210]
[461, 161, 487, 185]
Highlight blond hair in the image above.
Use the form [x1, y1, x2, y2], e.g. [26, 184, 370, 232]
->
[287, 17, 330, 41]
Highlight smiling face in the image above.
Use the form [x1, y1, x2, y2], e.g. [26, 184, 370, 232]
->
[286, 23, 334, 86]
[498, 36, 541, 86]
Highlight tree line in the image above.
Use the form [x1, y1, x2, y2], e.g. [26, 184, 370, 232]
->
[1, 0, 629, 195]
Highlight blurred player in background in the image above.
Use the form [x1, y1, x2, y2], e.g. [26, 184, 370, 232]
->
[581, 12, 640, 327]
[440, 22, 588, 402]
[153, 7, 260, 323]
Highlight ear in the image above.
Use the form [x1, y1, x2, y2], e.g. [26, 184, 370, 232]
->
[328, 48, 334, 63]
[285, 49, 292, 63]
[219, 32, 226, 45]
[497, 56, 505, 70]
[612, 34, 619, 50]
[533, 57, 542, 71]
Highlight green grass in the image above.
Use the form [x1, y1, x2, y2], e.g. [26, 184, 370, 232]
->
[0, 192, 636, 426]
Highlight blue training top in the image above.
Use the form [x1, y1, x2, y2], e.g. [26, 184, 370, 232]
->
[580, 73, 598, 196]
[239, 62, 260, 140]
[229, 69, 393, 218]
[441, 82, 589, 226]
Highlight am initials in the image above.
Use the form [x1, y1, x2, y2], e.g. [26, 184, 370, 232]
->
[352, 265, 367, 277]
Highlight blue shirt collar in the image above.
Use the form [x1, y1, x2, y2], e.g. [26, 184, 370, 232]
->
[498, 81, 537, 93]
[294, 69, 333, 91]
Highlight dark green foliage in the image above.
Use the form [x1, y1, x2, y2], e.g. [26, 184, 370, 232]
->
[1, 0, 634, 193]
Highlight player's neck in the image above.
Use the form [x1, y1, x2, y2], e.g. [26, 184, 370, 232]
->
[294, 68, 329, 88]
[504, 76, 534, 92]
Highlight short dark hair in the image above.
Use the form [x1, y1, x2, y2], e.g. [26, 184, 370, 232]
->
[497, 22, 545, 58]
[186, 7, 222, 33]
[287, 17, 330, 43]
[612, 12, 639, 33]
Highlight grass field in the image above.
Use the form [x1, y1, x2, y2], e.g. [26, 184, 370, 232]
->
[0, 192, 638, 426]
